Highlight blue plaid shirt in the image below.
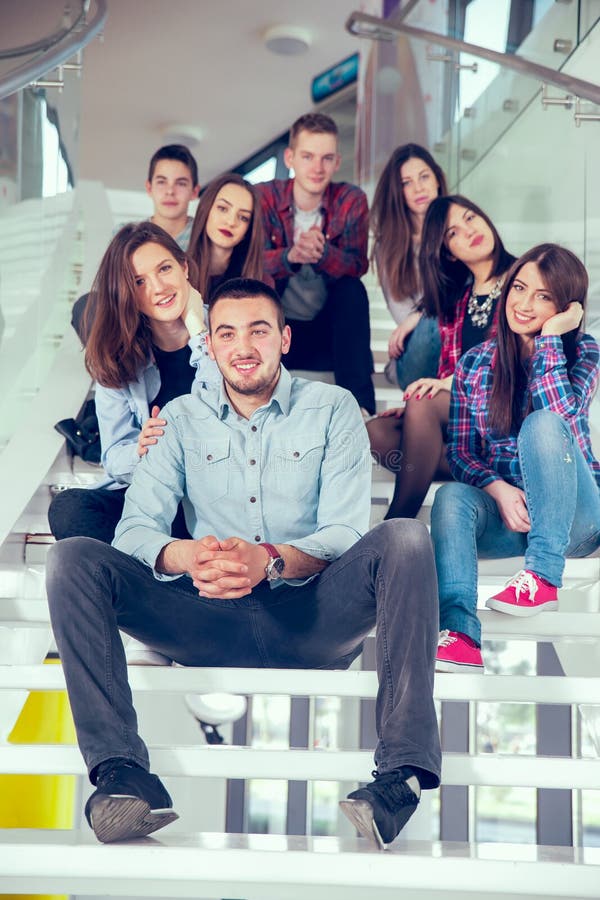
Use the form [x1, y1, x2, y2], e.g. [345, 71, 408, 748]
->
[448, 333, 600, 489]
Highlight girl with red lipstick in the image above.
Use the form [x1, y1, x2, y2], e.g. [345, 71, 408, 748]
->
[188, 172, 269, 299]
[368, 194, 515, 519]
[432, 244, 600, 672]
[370, 144, 447, 389]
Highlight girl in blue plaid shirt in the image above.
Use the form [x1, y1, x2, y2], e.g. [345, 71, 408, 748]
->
[431, 244, 600, 672]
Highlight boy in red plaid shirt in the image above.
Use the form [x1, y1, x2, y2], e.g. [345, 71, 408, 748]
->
[256, 113, 375, 415]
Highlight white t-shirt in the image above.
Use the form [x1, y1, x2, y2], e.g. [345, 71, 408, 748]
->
[281, 205, 328, 322]
[376, 236, 422, 324]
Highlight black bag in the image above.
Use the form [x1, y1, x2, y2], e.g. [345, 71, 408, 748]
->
[54, 398, 101, 463]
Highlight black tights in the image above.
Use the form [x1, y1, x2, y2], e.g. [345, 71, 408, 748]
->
[367, 392, 451, 519]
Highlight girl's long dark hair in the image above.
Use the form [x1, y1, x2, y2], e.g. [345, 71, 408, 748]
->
[489, 243, 588, 435]
[419, 195, 515, 323]
[370, 144, 447, 301]
[188, 173, 265, 299]
[84, 222, 198, 388]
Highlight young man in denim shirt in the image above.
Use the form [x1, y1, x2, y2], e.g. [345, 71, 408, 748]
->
[46, 278, 440, 849]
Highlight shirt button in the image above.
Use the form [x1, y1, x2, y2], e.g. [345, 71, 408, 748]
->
[249, 459, 256, 466]
[207, 454, 213, 461]
[293, 451, 299, 458]
[250, 496, 256, 503]
[251, 425, 257, 432]
[254, 535, 261, 542]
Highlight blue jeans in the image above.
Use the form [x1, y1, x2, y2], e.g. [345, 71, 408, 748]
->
[431, 410, 600, 645]
[394, 315, 441, 390]
[46, 520, 441, 788]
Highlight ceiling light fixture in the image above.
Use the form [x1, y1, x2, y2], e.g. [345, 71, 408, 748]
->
[263, 25, 311, 56]
[159, 124, 203, 148]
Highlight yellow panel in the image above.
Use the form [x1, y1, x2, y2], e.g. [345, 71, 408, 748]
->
[1, 660, 77, 900]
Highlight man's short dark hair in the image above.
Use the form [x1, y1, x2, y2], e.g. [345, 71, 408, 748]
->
[289, 113, 338, 149]
[148, 144, 199, 187]
[208, 278, 285, 331]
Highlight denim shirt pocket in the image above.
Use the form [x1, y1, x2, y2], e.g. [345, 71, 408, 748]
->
[183, 437, 231, 504]
[268, 435, 325, 501]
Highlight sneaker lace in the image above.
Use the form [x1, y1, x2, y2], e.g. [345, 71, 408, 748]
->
[437, 629, 456, 648]
[369, 770, 417, 809]
[506, 569, 538, 602]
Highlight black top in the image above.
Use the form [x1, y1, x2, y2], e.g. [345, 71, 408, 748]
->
[207, 256, 243, 300]
[461, 294, 499, 356]
[150, 343, 193, 410]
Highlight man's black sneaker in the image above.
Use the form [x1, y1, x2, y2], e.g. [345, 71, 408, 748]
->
[339, 769, 420, 850]
[84, 759, 178, 843]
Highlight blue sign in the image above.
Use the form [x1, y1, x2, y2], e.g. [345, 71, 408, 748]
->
[311, 53, 359, 104]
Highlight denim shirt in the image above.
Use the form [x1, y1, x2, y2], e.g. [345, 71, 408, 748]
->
[113, 367, 372, 585]
[95, 328, 218, 488]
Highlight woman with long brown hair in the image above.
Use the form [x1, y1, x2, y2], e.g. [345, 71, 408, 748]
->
[188, 172, 268, 298]
[49, 221, 213, 550]
[368, 194, 515, 519]
[370, 143, 447, 387]
[432, 244, 600, 673]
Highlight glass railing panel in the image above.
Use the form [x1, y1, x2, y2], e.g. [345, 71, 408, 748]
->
[0, 74, 82, 453]
[579, 0, 600, 43]
[400, 0, 580, 70]
[399, 0, 585, 184]
[0, 0, 86, 85]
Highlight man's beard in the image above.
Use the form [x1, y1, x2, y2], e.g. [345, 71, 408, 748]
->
[221, 363, 280, 398]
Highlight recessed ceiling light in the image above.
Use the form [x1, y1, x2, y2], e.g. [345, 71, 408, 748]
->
[263, 25, 311, 56]
[159, 124, 203, 147]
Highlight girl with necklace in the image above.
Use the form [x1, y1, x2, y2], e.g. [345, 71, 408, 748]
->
[367, 194, 515, 519]
[433, 244, 600, 672]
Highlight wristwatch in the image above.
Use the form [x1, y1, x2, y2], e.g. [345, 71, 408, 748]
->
[259, 542, 285, 581]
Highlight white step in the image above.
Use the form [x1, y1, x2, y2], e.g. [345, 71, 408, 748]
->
[1, 598, 600, 639]
[1, 664, 600, 704]
[0, 831, 598, 900]
[0, 744, 597, 789]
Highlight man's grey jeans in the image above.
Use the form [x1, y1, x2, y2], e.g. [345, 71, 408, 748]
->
[46, 519, 441, 788]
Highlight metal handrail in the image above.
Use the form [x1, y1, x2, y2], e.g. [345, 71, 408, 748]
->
[0, 0, 107, 101]
[0, 1, 87, 61]
[346, 10, 600, 107]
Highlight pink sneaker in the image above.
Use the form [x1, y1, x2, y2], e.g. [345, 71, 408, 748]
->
[435, 630, 484, 673]
[485, 569, 558, 617]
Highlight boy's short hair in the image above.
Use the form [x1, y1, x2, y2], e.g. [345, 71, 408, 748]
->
[147, 144, 199, 187]
[289, 113, 338, 149]
[208, 277, 285, 332]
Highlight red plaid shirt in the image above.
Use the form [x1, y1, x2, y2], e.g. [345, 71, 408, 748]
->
[256, 178, 368, 283]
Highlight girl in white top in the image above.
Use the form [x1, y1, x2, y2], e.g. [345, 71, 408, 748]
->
[370, 143, 448, 387]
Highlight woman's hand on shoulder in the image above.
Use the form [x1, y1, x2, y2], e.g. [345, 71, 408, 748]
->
[138, 405, 167, 457]
[182, 289, 208, 336]
[541, 301, 584, 337]
[388, 311, 421, 359]
[404, 375, 451, 400]
[483, 480, 530, 533]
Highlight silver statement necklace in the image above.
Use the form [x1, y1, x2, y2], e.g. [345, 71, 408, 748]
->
[467, 276, 505, 328]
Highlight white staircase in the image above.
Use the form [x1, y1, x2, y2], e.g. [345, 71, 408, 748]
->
[0, 205, 599, 899]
